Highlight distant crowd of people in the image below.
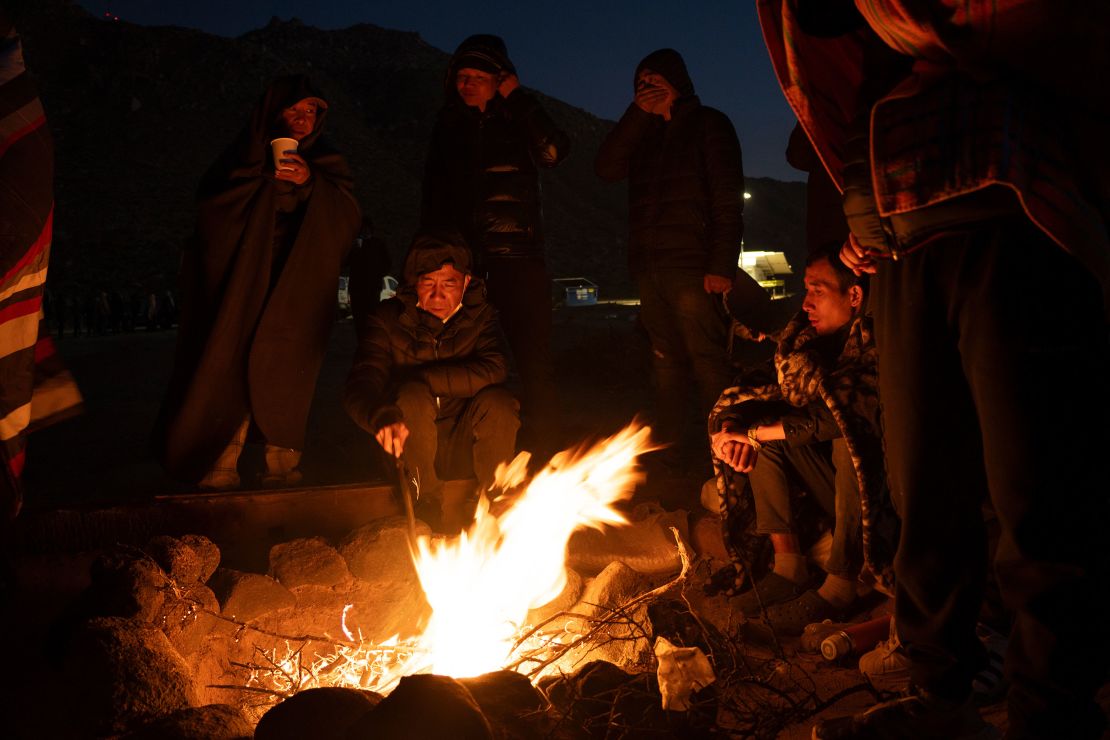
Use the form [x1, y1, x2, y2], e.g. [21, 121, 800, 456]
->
[5, 3, 1109, 738]
[42, 287, 178, 338]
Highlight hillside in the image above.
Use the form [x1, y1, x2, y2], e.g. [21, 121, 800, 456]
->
[19, 1, 806, 299]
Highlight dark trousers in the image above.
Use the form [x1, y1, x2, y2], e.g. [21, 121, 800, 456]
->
[483, 258, 561, 454]
[749, 438, 862, 578]
[637, 269, 732, 447]
[873, 218, 1110, 737]
[395, 382, 520, 495]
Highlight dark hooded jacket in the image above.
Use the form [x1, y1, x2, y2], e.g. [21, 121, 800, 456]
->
[156, 75, 361, 482]
[421, 35, 570, 262]
[344, 233, 508, 434]
[595, 49, 744, 279]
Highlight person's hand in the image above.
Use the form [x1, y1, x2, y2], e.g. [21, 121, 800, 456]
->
[840, 234, 878, 275]
[704, 274, 732, 294]
[710, 426, 759, 473]
[498, 72, 520, 98]
[274, 152, 311, 186]
[634, 85, 667, 114]
[375, 422, 409, 458]
[634, 73, 677, 118]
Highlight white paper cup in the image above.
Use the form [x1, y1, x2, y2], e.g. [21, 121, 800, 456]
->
[270, 137, 298, 170]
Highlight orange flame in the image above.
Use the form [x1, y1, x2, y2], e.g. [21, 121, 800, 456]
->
[404, 422, 655, 679]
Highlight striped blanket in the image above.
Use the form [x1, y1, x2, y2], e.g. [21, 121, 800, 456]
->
[1, 27, 81, 517]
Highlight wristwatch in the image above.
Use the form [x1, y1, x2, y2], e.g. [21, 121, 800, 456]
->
[746, 425, 762, 449]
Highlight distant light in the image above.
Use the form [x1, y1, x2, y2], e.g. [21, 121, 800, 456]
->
[743, 192, 752, 200]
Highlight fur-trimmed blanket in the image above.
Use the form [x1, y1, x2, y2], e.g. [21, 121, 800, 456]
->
[706, 310, 898, 595]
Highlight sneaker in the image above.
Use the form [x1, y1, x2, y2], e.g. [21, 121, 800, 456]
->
[812, 686, 999, 739]
[857, 621, 1009, 700]
[858, 621, 912, 691]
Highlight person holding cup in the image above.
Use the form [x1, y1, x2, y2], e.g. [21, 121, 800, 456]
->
[155, 74, 361, 490]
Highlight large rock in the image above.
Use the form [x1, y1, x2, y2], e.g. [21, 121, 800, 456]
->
[146, 535, 219, 585]
[346, 674, 492, 739]
[567, 504, 688, 576]
[209, 568, 295, 623]
[525, 568, 583, 628]
[573, 561, 657, 622]
[183, 633, 237, 707]
[255, 687, 381, 740]
[121, 703, 253, 739]
[62, 616, 199, 736]
[559, 562, 657, 671]
[158, 582, 223, 657]
[270, 537, 353, 589]
[688, 512, 729, 562]
[458, 670, 549, 739]
[86, 547, 168, 622]
[339, 517, 428, 584]
[339, 518, 432, 640]
[181, 534, 221, 583]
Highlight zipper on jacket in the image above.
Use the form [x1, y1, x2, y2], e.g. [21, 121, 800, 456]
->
[433, 337, 442, 412]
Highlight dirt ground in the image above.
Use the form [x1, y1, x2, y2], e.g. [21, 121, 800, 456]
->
[15, 301, 1105, 737]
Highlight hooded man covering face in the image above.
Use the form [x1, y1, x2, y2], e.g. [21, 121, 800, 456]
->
[595, 48, 745, 476]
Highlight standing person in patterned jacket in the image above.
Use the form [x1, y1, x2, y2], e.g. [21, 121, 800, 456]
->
[0, 7, 82, 519]
[421, 34, 570, 461]
[758, 1, 1110, 737]
[344, 232, 519, 533]
[595, 48, 744, 472]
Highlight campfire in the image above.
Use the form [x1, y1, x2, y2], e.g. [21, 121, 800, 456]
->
[11, 421, 874, 739]
[246, 423, 664, 696]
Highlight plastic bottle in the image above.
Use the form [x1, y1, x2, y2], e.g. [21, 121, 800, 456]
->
[800, 619, 842, 653]
[819, 614, 892, 662]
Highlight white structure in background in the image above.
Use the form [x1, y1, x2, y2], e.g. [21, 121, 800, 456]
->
[739, 249, 793, 299]
[738, 191, 793, 299]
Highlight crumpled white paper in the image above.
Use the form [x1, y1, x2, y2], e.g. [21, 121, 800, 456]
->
[654, 636, 716, 711]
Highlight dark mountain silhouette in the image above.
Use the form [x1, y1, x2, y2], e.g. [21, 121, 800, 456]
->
[20, 1, 806, 299]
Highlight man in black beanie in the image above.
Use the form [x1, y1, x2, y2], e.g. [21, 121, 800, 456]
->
[596, 48, 745, 474]
[421, 34, 570, 461]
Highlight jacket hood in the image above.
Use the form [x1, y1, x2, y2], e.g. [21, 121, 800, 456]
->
[402, 230, 474, 285]
[635, 48, 695, 98]
[443, 34, 516, 97]
[257, 74, 330, 152]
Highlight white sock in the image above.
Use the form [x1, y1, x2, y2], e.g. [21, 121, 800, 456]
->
[818, 574, 857, 609]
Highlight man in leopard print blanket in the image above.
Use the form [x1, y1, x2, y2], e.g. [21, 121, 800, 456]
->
[705, 244, 898, 635]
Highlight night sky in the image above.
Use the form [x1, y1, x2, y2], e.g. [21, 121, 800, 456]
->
[79, 0, 802, 181]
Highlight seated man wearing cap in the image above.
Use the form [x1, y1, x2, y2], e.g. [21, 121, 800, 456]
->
[344, 232, 519, 531]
